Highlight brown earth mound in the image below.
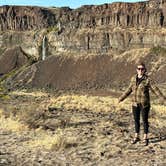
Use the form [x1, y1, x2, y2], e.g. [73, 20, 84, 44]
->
[5, 51, 166, 90]
[0, 46, 28, 75]
[5, 55, 134, 90]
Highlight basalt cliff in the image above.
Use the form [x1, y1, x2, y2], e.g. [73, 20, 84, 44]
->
[0, 0, 166, 90]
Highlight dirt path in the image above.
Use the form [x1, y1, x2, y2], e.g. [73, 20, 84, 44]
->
[0, 90, 166, 166]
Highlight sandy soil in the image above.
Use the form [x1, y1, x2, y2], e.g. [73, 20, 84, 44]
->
[0, 90, 165, 166]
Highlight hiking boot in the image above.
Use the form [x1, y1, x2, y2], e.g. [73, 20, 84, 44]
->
[131, 137, 140, 144]
[142, 139, 149, 146]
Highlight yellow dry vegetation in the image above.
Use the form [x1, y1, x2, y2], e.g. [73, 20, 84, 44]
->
[0, 90, 165, 150]
[24, 127, 77, 150]
[149, 57, 166, 75]
[0, 108, 3, 117]
[25, 128, 63, 149]
[0, 107, 76, 150]
[152, 104, 166, 116]
[150, 104, 166, 129]
[115, 48, 150, 62]
[49, 93, 132, 113]
[0, 108, 28, 132]
[11, 90, 49, 97]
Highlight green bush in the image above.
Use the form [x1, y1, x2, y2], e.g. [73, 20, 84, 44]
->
[46, 26, 59, 33]
[150, 46, 166, 55]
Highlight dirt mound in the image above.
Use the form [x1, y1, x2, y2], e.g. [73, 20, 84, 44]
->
[5, 51, 166, 90]
[6, 54, 136, 90]
[0, 46, 28, 75]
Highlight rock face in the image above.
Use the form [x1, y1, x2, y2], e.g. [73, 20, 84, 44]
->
[0, 6, 55, 31]
[69, 1, 165, 29]
[0, 1, 166, 55]
[0, 1, 166, 31]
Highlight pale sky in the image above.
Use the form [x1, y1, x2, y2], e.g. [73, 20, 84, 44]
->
[0, 0, 148, 9]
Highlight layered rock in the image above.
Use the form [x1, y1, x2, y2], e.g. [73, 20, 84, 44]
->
[70, 0, 166, 29]
[0, 6, 55, 31]
[1, 1, 166, 31]
[0, 1, 166, 56]
[47, 27, 166, 55]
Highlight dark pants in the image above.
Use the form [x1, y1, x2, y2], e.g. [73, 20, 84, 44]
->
[132, 104, 150, 134]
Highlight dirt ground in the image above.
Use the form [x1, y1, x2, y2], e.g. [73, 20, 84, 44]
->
[0, 89, 166, 166]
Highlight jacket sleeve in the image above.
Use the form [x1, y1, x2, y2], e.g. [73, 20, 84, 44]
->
[119, 77, 133, 102]
[149, 78, 166, 101]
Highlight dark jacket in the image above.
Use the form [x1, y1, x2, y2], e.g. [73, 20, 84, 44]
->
[119, 74, 166, 107]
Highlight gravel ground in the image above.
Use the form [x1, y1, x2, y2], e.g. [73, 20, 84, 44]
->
[0, 90, 165, 166]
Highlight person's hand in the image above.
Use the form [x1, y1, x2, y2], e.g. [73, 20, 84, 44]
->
[118, 98, 122, 104]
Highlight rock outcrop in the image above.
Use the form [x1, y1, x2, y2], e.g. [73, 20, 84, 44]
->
[1, 1, 166, 31]
[0, 6, 55, 31]
[0, 1, 166, 55]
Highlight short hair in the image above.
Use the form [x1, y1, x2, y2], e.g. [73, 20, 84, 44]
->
[137, 61, 147, 72]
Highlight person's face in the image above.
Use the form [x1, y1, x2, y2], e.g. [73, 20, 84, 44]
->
[137, 65, 145, 75]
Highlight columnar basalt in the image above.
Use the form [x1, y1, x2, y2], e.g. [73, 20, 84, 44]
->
[1, 1, 166, 31]
[0, 6, 55, 31]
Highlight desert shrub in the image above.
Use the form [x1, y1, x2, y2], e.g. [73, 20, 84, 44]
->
[25, 127, 77, 150]
[46, 26, 59, 33]
[0, 47, 6, 55]
[150, 46, 166, 55]
[17, 108, 48, 129]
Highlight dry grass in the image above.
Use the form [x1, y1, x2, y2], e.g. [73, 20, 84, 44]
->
[0, 107, 76, 150]
[11, 90, 49, 97]
[49, 93, 131, 113]
[152, 104, 166, 116]
[24, 128, 76, 150]
[115, 48, 150, 62]
[0, 108, 28, 132]
[149, 104, 166, 129]
[0, 90, 165, 150]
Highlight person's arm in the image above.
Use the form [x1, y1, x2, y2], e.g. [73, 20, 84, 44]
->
[149, 78, 166, 101]
[119, 78, 133, 102]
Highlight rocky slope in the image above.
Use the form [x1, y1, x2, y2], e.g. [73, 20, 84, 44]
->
[4, 47, 166, 90]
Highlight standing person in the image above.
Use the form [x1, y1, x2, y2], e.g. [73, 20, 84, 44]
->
[118, 62, 165, 146]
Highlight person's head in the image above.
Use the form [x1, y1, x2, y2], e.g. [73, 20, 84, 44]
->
[136, 62, 146, 76]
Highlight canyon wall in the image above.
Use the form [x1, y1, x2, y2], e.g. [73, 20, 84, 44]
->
[0, 1, 166, 56]
[1, 0, 166, 31]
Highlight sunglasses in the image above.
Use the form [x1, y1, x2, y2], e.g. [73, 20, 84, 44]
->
[137, 67, 145, 71]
